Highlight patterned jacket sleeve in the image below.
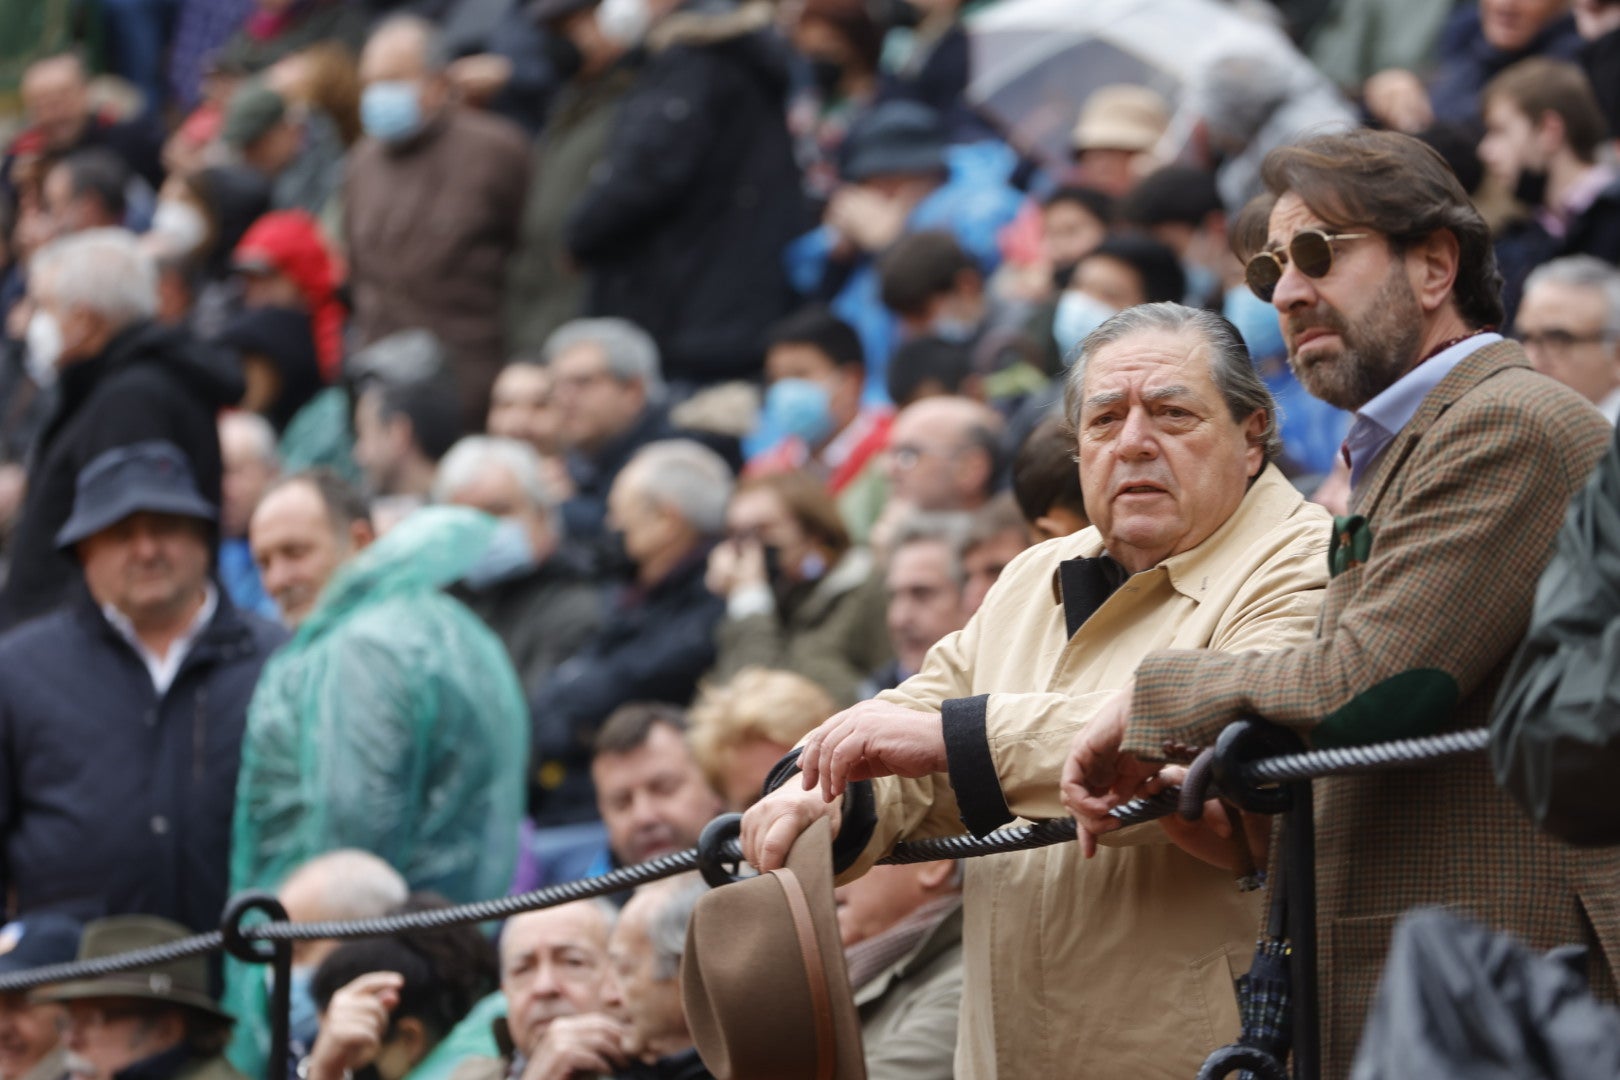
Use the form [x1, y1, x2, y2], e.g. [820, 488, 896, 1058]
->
[1124, 388, 1611, 759]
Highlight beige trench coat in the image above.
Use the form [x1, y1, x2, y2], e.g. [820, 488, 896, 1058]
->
[843, 465, 1332, 1079]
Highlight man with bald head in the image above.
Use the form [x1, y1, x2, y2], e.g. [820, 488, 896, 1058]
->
[2, 54, 162, 193]
[883, 396, 1002, 513]
[346, 16, 530, 432]
[451, 901, 626, 1080]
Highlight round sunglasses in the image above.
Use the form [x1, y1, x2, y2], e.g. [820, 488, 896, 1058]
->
[1245, 230, 1368, 302]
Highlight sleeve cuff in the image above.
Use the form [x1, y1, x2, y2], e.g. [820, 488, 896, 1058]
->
[726, 584, 775, 620]
[942, 694, 1015, 836]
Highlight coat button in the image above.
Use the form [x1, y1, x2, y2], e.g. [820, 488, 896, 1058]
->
[151, 816, 169, 835]
[144, 709, 157, 727]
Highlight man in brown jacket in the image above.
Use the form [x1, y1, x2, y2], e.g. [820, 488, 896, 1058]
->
[742, 302, 1333, 1078]
[1065, 129, 1620, 1077]
[346, 16, 530, 432]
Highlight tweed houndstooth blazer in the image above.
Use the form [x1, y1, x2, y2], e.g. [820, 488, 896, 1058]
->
[1123, 340, 1620, 1077]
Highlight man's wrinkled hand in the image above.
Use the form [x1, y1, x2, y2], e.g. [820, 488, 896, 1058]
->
[741, 780, 842, 872]
[799, 700, 948, 802]
[1059, 687, 1159, 858]
[520, 1013, 633, 1080]
[305, 972, 401, 1080]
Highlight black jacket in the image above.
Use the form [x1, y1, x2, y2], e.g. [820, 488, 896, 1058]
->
[0, 321, 244, 631]
[529, 550, 723, 824]
[564, 0, 808, 385]
[0, 588, 286, 932]
[561, 405, 678, 542]
[454, 554, 605, 696]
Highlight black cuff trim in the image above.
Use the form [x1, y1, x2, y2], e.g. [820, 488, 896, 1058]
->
[759, 747, 876, 876]
[943, 694, 1015, 836]
[761, 747, 805, 798]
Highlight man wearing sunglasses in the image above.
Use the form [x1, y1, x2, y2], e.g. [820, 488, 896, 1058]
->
[1063, 128, 1620, 1077]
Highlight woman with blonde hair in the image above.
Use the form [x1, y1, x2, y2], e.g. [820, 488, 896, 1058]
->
[688, 667, 836, 810]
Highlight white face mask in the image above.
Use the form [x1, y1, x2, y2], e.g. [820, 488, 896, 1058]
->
[25, 309, 63, 389]
[597, 0, 652, 46]
[149, 200, 209, 256]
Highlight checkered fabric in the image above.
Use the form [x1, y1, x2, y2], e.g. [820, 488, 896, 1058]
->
[1124, 341, 1620, 1077]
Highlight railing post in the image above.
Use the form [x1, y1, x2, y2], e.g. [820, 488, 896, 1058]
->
[222, 892, 294, 1080]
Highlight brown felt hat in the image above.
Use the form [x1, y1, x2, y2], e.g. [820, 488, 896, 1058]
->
[681, 819, 865, 1080]
[31, 915, 232, 1021]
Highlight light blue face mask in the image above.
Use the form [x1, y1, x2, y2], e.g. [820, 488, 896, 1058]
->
[464, 517, 540, 590]
[1224, 284, 1286, 361]
[1053, 292, 1119, 361]
[931, 316, 978, 344]
[762, 378, 835, 446]
[360, 81, 423, 143]
[1184, 263, 1221, 305]
[286, 966, 320, 1050]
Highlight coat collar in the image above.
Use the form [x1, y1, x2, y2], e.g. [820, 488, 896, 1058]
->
[1351, 339, 1531, 519]
[1050, 463, 1305, 624]
[852, 901, 964, 1008]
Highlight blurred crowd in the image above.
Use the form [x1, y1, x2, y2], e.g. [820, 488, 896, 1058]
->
[0, 0, 1618, 1078]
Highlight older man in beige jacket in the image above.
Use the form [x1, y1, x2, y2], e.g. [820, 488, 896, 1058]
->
[741, 302, 1333, 1079]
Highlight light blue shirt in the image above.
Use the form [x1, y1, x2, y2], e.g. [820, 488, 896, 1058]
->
[1343, 332, 1502, 489]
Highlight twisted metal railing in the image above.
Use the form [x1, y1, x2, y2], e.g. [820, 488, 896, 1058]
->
[0, 723, 1493, 1080]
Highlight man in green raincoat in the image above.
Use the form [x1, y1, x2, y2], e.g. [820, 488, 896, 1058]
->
[224, 471, 529, 1074]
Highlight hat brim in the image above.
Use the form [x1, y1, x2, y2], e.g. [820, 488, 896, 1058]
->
[683, 819, 866, 1079]
[55, 490, 217, 550]
[1071, 120, 1162, 154]
[32, 977, 234, 1021]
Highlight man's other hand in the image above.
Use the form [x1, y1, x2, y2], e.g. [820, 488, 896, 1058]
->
[799, 700, 948, 801]
[519, 1013, 633, 1080]
[305, 972, 402, 1080]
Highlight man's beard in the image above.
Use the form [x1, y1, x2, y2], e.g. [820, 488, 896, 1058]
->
[1286, 264, 1424, 411]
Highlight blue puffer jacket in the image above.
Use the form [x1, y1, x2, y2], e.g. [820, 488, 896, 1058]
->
[0, 588, 285, 933]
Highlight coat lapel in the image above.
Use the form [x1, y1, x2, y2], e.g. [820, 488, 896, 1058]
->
[1351, 341, 1532, 519]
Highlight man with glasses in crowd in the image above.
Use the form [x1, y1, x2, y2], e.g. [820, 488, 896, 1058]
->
[1514, 254, 1620, 422]
[881, 396, 1002, 515]
[1062, 128, 1620, 1077]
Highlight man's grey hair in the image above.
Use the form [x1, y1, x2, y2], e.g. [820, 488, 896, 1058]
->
[278, 849, 408, 921]
[888, 510, 975, 588]
[624, 439, 734, 535]
[433, 435, 561, 512]
[1523, 255, 1620, 340]
[221, 411, 280, 468]
[349, 327, 448, 385]
[644, 877, 707, 981]
[367, 14, 450, 72]
[1062, 302, 1282, 465]
[543, 318, 666, 404]
[1193, 52, 1291, 147]
[31, 228, 157, 328]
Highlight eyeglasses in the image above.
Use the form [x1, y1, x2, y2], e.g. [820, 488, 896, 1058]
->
[889, 444, 956, 470]
[1245, 230, 1369, 302]
[1517, 328, 1614, 354]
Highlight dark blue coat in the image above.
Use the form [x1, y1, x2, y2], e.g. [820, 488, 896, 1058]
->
[564, 0, 808, 385]
[0, 589, 286, 933]
[529, 550, 722, 825]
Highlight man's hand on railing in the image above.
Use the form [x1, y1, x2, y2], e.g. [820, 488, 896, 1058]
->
[1060, 687, 1160, 857]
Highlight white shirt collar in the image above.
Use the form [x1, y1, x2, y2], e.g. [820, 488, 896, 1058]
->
[103, 585, 219, 696]
[1599, 385, 1620, 426]
[1343, 332, 1502, 488]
